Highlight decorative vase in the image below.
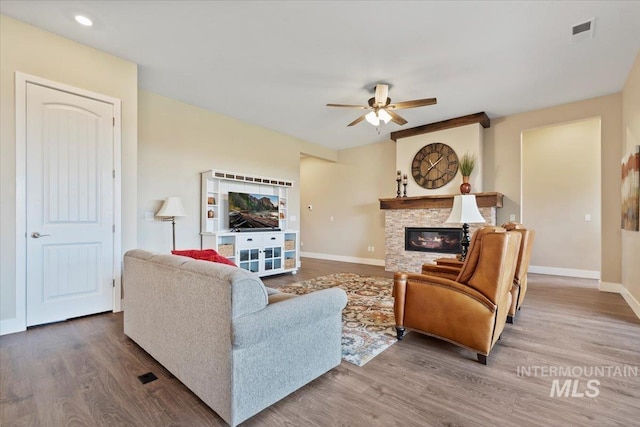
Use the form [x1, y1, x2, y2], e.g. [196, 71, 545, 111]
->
[460, 176, 471, 194]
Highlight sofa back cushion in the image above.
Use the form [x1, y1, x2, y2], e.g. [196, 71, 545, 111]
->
[125, 249, 267, 319]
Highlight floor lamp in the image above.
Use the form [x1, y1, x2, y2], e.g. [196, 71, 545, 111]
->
[445, 194, 486, 261]
[156, 197, 186, 251]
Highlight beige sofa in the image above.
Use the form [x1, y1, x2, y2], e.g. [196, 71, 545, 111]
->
[123, 249, 347, 426]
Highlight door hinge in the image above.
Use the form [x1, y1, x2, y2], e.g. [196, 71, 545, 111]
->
[113, 117, 115, 126]
[113, 279, 115, 288]
[113, 224, 115, 233]
[113, 169, 115, 179]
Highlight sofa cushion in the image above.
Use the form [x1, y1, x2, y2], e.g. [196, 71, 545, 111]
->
[172, 249, 236, 267]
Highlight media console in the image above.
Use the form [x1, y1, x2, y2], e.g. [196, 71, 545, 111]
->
[200, 170, 299, 277]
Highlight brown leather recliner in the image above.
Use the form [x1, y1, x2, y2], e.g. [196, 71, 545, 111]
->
[500, 222, 535, 323]
[393, 227, 521, 364]
[421, 223, 535, 324]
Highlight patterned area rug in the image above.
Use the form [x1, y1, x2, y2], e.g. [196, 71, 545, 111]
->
[277, 273, 400, 367]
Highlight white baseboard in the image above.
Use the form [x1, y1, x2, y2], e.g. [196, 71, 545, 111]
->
[0, 317, 26, 336]
[300, 251, 385, 267]
[621, 287, 640, 319]
[529, 265, 600, 279]
[599, 281, 623, 293]
[597, 281, 640, 320]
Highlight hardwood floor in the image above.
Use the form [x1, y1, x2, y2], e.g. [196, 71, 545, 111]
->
[2, 258, 639, 426]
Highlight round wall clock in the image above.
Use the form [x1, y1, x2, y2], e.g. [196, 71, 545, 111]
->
[411, 143, 459, 189]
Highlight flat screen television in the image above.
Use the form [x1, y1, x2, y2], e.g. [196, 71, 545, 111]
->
[228, 191, 280, 230]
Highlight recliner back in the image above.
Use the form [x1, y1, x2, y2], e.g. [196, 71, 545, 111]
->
[502, 222, 535, 288]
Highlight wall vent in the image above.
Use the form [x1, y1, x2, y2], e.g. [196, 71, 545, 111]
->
[571, 19, 595, 44]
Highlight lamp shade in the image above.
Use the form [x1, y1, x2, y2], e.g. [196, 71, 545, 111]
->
[156, 197, 186, 218]
[445, 195, 486, 225]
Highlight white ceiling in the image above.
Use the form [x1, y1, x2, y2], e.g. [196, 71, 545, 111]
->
[2, 1, 639, 150]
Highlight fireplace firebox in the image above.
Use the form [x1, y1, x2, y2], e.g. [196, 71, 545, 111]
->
[405, 227, 462, 254]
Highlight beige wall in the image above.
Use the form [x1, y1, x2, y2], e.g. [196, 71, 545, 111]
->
[138, 90, 331, 252]
[622, 52, 640, 303]
[300, 141, 395, 262]
[485, 94, 622, 284]
[0, 16, 138, 322]
[522, 119, 601, 275]
[397, 124, 483, 195]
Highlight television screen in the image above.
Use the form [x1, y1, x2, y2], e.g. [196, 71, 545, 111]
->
[228, 192, 279, 230]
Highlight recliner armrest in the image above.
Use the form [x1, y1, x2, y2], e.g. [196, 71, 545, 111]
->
[232, 288, 347, 347]
[420, 264, 460, 280]
[394, 272, 495, 312]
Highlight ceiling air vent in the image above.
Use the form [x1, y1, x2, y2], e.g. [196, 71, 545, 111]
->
[571, 18, 595, 44]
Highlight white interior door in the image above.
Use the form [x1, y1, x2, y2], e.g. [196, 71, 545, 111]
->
[26, 82, 115, 327]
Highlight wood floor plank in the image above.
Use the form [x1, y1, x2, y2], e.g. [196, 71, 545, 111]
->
[1, 257, 639, 426]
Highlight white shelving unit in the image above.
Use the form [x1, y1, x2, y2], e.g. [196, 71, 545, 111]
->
[200, 170, 299, 277]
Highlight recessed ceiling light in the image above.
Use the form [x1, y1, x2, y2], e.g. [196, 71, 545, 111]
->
[75, 15, 93, 27]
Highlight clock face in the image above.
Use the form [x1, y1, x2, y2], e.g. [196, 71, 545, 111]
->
[411, 143, 459, 189]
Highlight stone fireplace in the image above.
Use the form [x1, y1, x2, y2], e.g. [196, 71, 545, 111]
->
[380, 193, 502, 273]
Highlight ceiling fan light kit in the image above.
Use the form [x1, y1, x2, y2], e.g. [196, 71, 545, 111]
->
[327, 83, 437, 127]
[365, 109, 392, 126]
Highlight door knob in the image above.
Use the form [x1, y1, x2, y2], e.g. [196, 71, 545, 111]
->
[31, 232, 51, 238]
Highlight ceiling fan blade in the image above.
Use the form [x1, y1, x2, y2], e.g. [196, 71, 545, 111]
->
[388, 98, 437, 110]
[347, 113, 368, 127]
[386, 109, 408, 126]
[374, 84, 389, 106]
[326, 103, 369, 109]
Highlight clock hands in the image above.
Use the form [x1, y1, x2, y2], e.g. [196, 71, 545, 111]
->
[427, 156, 443, 172]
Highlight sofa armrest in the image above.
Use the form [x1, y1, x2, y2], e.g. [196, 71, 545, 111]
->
[232, 288, 347, 347]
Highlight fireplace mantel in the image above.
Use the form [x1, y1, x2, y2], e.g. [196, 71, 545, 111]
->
[379, 192, 503, 210]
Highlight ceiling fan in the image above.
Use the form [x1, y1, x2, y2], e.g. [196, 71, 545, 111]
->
[327, 83, 437, 127]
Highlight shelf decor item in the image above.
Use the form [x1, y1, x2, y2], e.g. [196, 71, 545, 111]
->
[218, 244, 234, 257]
[396, 170, 402, 198]
[402, 174, 408, 197]
[459, 152, 476, 194]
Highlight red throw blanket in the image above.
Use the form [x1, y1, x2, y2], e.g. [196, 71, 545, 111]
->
[172, 249, 237, 267]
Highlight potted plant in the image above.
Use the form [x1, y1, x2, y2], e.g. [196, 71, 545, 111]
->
[459, 152, 476, 194]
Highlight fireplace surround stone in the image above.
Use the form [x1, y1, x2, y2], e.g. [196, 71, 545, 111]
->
[380, 193, 502, 273]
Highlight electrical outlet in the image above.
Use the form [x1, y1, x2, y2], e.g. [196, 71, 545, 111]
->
[289, 215, 296, 221]
[367, 246, 375, 252]
[585, 214, 591, 222]
[144, 212, 155, 221]
[509, 214, 516, 221]
[330, 216, 334, 221]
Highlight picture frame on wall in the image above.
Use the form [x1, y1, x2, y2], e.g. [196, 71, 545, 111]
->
[621, 145, 640, 231]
